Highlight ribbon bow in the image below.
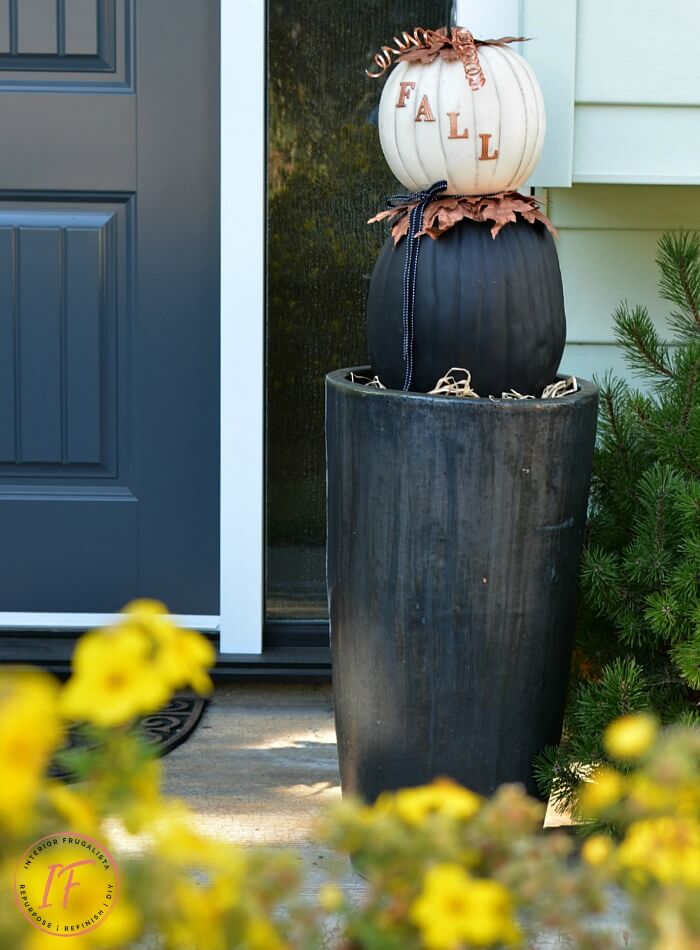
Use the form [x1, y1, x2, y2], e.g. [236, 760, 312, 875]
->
[387, 180, 448, 391]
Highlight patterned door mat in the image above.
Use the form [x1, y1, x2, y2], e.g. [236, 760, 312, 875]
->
[138, 696, 209, 755]
[50, 696, 208, 781]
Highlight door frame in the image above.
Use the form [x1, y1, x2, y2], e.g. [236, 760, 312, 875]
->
[0, 0, 264, 654]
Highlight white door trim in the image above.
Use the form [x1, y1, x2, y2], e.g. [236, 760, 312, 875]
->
[0, 614, 221, 633]
[0, 1, 265, 655]
[219, 0, 265, 654]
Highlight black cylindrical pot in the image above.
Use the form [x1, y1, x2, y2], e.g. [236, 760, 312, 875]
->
[367, 219, 566, 395]
[326, 368, 598, 801]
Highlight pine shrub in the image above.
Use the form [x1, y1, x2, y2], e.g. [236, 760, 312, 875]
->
[535, 232, 700, 816]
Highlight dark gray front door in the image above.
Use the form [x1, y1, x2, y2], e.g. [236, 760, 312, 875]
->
[0, 1, 219, 614]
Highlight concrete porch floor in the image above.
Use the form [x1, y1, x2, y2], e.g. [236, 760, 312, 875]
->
[146, 682, 629, 946]
[161, 682, 574, 843]
[162, 683, 341, 847]
[159, 682, 354, 902]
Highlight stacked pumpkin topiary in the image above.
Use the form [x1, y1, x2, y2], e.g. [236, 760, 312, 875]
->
[325, 26, 599, 805]
[365, 27, 566, 396]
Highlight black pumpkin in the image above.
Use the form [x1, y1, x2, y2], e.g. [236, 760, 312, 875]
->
[367, 218, 566, 395]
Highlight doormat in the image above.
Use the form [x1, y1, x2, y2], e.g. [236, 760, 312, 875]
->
[49, 696, 209, 781]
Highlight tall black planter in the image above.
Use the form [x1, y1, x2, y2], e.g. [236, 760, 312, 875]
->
[326, 368, 598, 801]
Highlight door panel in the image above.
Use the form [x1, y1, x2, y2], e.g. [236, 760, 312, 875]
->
[0, 0, 120, 76]
[0, 0, 220, 614]
[0, 206, 119, 473]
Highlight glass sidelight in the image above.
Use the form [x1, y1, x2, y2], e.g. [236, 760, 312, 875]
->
[265, 0, 453, 628]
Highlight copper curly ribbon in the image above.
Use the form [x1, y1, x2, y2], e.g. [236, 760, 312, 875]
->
[366, 26, 529, 92]
[451, 29, 486, 90]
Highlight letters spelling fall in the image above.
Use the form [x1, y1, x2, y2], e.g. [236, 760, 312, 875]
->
[396, 81, 499, 161]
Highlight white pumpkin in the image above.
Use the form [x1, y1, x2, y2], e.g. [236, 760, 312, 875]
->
[378, 45, 545, 195]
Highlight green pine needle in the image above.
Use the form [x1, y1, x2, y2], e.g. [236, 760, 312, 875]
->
[545, 231, 700, 819]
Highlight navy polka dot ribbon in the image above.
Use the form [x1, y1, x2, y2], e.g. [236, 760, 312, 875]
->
[386, 180, 448, 391]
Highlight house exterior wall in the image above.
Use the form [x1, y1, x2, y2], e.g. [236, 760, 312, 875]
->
[457, 0, 699, 384]
[554, 185, 700, 383]
[571, 0, 700, 185]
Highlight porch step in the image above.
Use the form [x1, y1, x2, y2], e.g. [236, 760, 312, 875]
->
[0, 634, 331, 682]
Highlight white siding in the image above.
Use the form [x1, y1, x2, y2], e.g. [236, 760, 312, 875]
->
[570, 0, 698, 185]
[575, 1, 700, 106]
[572, 106, 700, 185]
[550, 185, 700, 381]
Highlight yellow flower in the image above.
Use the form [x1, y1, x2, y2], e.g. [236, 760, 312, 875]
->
[319, 883, 344, 912]
[581, 833, 614, 867]
[245, 916, 288, 950]
[392, 779, 482, 827]
[166, 878, 228, 950]
[0, 670, 63, 828]
[154, 802, 247, 878]
[23, 933, 90, 950]
[625, 774, 700, 817]
[604, 713, 658, 761]
[579, 766, 625, 816]
[154, 626, 215, 695]
[410, 864, 520, 949]
[47, 783, 100, 836]
[124, 599, 215, 695]
[122, 598, 169, 620]
[60, 626, 171, 726]
[121, 758, 164, 833]
[91, 900, 141, 948]
[618, 817, 700, 888]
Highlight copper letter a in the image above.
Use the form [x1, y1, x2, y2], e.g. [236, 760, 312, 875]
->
[414, 95, 435, 123]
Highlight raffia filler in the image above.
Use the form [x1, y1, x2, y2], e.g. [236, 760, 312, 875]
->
[351, 368, 579, 400]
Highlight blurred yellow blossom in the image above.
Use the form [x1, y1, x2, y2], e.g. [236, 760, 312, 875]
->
[46, 782, 99, 836]
[387, 778, 482, 827]
[91, 900, 141, 948]
[60, 625, 170, 726]
[626, 773, 700, 818]
[410, 864, 520, 949]
[0, 670, 62, 829]
[23, 932, 90, 950]
[581, 833, 614, 867]
[59, 604, 214, 728]
[245, 916, 289, 950]
[0, 624, 698, 950]
[124, 599, 215, 695]
[579, 766, 625, 816]
[166, 878, 228, 950]
[319, 882, 344, 911]
[122, 598, 170, 622]
[104, 754, 163, 835]
[154, 802, 247, 880]
[605, 713, 658, 761]
[618, 817, 700, 888]
[154, 626, 215, 695]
